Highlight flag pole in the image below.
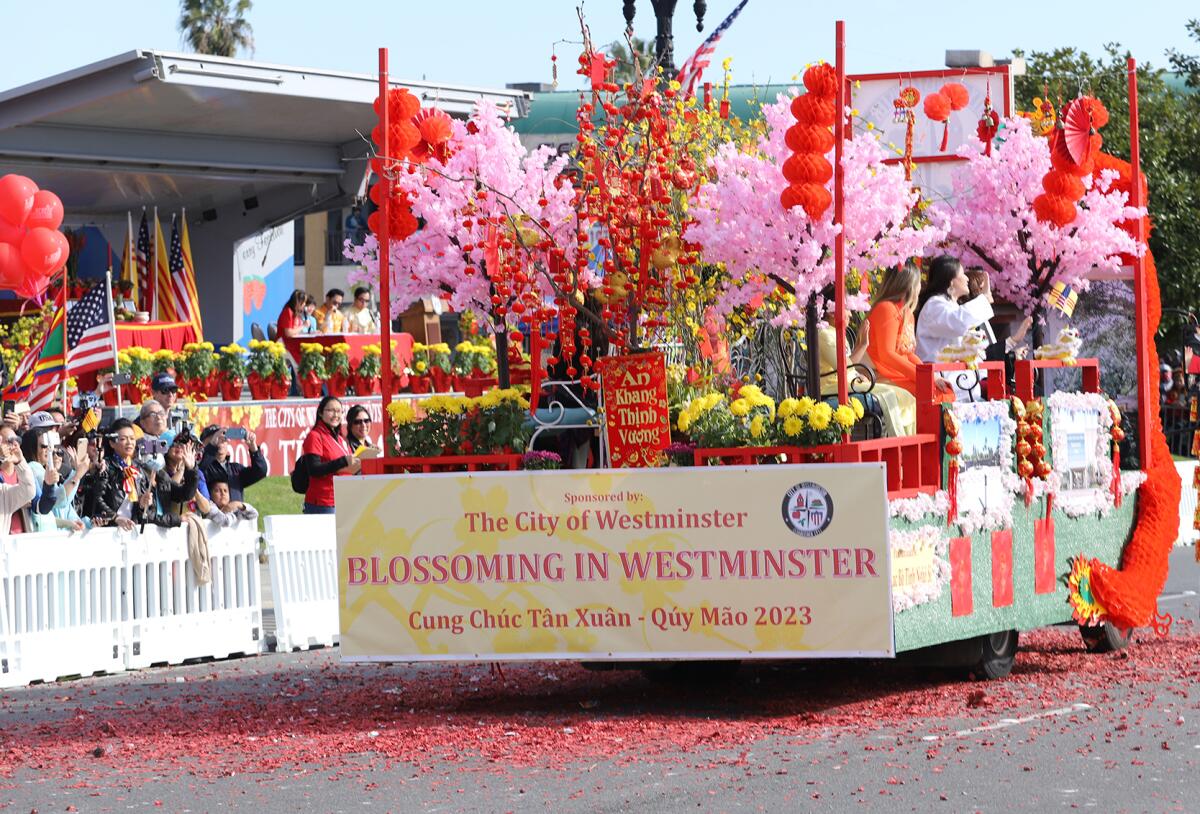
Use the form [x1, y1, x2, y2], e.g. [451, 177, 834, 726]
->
[152, 206, 159, 321]
[105, 268, 125, 411]
[126, 210, 135, 308]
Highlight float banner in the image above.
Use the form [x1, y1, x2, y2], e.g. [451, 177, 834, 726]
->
[337, 463, 894, 662]
[597, 353, 670, 467]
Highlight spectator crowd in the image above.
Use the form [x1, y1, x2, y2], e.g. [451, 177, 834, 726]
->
[0, 372, 265, 535]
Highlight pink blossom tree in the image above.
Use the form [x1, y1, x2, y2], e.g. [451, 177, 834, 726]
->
[685, 92, 947, 326]
[345, 100, 582, 325]
[941, 116, 1144, 314]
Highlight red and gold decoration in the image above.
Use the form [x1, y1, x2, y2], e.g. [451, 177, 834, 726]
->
[1013, 397, 1052, 508]
[943, 408, 961, 524]
[1107, 399, 1125, 507]
[368, 88, 443, 241]
[1033, 96, 1108, 228]
[597, 352, 671, 468]
[1065, 556, 1106, 627]
[977, 84, 1000, 156]
[893, 84, 920, 179]
[781, 63, 838, 219]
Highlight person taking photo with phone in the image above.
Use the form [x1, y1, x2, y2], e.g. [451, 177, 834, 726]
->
[0, 425, 36, 535]
[198, 425, 267, 503]
[76, 419, 153, 530]
[22, 425, 90, 532]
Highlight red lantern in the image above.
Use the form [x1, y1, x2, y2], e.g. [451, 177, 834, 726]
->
[923, 92, 951, 122]
[802, 63, 839, 97]
[782, 153, 833, 185]
[1033, 193, 1077, 228]
[940, 82, 969, 111]
[790, 94, 836, 127]
[785, 124, 835, 154]
[1042, 169, 1085, 200]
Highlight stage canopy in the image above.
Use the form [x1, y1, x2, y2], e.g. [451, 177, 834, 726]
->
[0, 50, 530, 339]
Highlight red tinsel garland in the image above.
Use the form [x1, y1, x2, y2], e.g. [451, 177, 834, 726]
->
[1087, 153, 1181, 627]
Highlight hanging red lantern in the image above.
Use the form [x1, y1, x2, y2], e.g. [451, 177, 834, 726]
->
[923, 92, 952, 152]
[785, 124, 835, 154]
[782, 153, 833, 185]
[940, 82, 970, 111]
[802, 63, 839, 97]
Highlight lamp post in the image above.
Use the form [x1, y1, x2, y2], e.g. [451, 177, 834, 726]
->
[622, 0, 707, 75]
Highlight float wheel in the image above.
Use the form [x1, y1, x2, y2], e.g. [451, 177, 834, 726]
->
[968, 630, 1019, 680]
[1079, 622, 1133, 653]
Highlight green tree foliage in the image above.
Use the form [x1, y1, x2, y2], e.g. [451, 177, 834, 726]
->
[179, 0, 254, 58]
[609, 37, 653, 85]
[1014, 26, 1200, 344]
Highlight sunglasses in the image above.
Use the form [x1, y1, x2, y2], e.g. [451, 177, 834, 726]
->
[352, 418, 371, 426]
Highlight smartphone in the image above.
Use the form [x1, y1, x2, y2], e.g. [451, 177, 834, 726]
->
[44, 430, 61, 447]
[112, 372, 132, 386]
[13, 401, 29, 415]
[76, 438, 88, 459]
[2, 400, 13, 416]
[225, 427, 248, 441]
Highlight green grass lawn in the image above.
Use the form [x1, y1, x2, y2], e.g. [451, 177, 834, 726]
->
[244, 476, 303, 527]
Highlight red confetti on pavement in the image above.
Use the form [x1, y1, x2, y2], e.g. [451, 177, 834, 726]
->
[0, 622, 1195, 789]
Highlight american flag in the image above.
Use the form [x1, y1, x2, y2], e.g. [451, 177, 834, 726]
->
[675, 0, 749, 97]
[161, 215, 203, 336]
[135, 211, 152, 312]
[67, 283, 116, 375]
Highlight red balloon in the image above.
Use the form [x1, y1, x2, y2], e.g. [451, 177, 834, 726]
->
[20, 227, 68, 276]
[0, 174, 39, 228]
[0, 217, 24, 246]
[0, 242, 25, 289]
[25, 190, 63, 230]
[15, 272, 48, 301]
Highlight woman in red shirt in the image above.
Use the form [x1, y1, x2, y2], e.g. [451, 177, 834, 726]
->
[300, 396, 360, 514]
[276, 290, 308, 340]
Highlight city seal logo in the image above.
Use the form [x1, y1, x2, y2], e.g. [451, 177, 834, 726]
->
[781, 481, 834, 537]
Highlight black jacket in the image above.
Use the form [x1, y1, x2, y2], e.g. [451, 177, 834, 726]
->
[76, 456, 152, 527]
[147, 466, 200, 528]
[199, 445, 268, 503]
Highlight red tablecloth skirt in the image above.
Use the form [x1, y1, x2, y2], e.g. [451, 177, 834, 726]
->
[76, 321, 198, 390]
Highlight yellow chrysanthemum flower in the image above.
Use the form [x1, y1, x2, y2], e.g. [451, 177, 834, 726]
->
[729, 398, 751, 417]
[809, 403, 833, 431]
[782, 416, 803, 436]
[749, 415, 765, 439]
[851, 399, 865, 419]
[795, 397, 815, 417]
[778, 398, 799, 419]
[834, 405, 856, 429]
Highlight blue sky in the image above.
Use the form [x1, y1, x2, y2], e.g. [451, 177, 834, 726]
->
[1, 1, 1196, 94]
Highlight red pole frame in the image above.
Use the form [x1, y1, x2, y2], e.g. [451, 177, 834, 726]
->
[833, 20, 848, 405]
[378, 48, 394, 444]
[1128, 57, 1152, 470]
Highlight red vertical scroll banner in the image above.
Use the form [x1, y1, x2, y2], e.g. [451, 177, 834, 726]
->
[597, 352, 671, 468]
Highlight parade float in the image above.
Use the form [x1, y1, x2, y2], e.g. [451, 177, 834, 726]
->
[336, 21, 1182, 681]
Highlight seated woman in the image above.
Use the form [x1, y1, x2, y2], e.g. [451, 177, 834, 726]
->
[817, 321, 914, 438]
[915, 256, 997, 399]
[865, 263, 944, 433]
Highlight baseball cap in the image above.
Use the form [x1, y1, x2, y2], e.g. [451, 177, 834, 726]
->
[151, 372, 178, 392]
[200, 424, 223, 443]
[26, 411, 60, 430]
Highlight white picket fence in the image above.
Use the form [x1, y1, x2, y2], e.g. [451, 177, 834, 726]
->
[263, 515, 339, 652]
[1176, 461, 1198, 547]
[0, 521, 262, 688]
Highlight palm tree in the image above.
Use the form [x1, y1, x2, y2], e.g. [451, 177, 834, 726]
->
[609, 37, 653, 86]
[178, 0, 255, 58]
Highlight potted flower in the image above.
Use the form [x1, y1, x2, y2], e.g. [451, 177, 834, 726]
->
[121, 347, 154, 401]
[453, 341, 499, 396]
[355, 343, 382, 395]
[408, 342, 431, 393]
[662, 442, 696, 466]
[178, 342, 217, 399]
[325, 342, 351, 398]
[467, 387, 531, 454]
[151, 349, 177, 378]
[775, 397, 863, 447]
[676, 392, 740, 449]
[521, 450, 562, 471]
[428, 343, 453, 392]
[270, 341, 291, 399]
[386, 400, 442, 458]
[246, 339, 277, 400]
[727, 384, 777, 447]
[216, 343, 247, 401]
[416, 394, 473, 455]
[297, 342, 327, 398]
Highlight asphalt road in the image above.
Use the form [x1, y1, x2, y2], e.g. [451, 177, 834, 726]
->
[2, 549, 1196, 814]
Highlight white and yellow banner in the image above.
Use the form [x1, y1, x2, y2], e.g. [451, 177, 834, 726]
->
[337, 464, 894, 661]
